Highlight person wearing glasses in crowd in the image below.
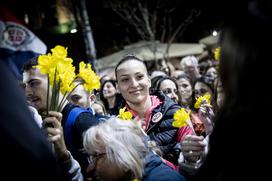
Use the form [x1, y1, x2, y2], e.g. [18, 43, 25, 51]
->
[83, 117, 186, 181]
[151, 76, 180, 104]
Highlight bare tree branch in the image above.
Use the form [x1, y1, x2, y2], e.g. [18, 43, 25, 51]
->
[160, 14, 167, 42]
[109, 0, 200, 64]
[164, 9, 201, 61]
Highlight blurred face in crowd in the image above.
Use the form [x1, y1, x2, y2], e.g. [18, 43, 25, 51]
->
[68, 84, 90, 108]
[86, 143, 127, 181]
[91, 103, 105, 115]
[23, 68, 49, 114]
[159, 79, 179, 103]
[177, 78, 193, 101]
[194, 81, 213, 99]
[198, 61, 209, 75]
[206, 67, 217, 80]
[116, 60, 151, 105]
[100, 75, 111, 84]
[181, 57, 200, 81]
[159, 60, 170, 75]
[102, 82, 117, 99]
[184, 64, 198, 76]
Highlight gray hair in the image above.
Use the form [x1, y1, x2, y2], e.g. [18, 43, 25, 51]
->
[83, 118, 148, 180]
[180, 55, 198, 68]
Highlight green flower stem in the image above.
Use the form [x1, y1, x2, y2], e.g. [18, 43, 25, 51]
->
[46, 75, 50, 116]
[57, 91, 68, 112]
[57, 77, 79, 111]
[57, 81, 82, 112]
[54, 81, 61, 111]
[50, 69, 58, 111]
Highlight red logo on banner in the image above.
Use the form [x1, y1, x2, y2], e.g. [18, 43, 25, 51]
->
[3, 24, 29, 47]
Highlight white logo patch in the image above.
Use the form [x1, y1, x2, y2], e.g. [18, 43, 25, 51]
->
[152, 112, 163, 123]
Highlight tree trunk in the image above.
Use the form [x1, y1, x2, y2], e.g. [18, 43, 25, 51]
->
[73, 0, 97, 72]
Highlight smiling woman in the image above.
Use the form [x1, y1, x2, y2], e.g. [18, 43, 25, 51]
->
[115, 55, 193, 166]
[115, 56, 150, 107]
[100, 79, 124, 116]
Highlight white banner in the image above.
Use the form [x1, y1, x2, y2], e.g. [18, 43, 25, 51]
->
[0, 21, 46, 54]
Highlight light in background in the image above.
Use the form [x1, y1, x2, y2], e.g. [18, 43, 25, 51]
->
[212, 30, 218, 36]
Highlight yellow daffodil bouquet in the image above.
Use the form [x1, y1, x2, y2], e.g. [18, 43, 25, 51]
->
[172, 108, 196, 135]
[36, 45, 100, 114]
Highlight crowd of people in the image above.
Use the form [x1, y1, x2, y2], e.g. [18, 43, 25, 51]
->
[1, 0, 270, 180]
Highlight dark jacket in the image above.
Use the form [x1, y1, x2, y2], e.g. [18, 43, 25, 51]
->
[0, 61, 58, 180]
[106, 94, 124, 116]
[87, 107, 109, 122]
[147, 91, 188, 164]
[61, 103, 100, 178]
[143, 152, 186, 181]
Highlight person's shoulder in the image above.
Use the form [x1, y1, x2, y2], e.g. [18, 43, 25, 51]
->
[67, 105, 95, 120]
[76, 110, 98, 124]
[151, 93, 180, 111]
[146, 163, 186, 181]
[144, 153, 186, 181]
[158, 93, 180, 111]
[72, 107, 100, 133]
[161, 101, 181, 118]
[95, 114, 109, 122]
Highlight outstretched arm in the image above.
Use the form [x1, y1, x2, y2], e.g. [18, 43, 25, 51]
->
[43, 111, 83, 181]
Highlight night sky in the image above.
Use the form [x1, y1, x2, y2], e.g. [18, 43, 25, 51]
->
[1, 0, 224, 63]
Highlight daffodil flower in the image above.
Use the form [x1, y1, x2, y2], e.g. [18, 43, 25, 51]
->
[78, 61, 100, 94]
[194, 94, 211, 109]
[51, 45, 67, 59]
[214, 47, 220, 61]
[118, 107, 133, 120]
[172, 108, 190, 128]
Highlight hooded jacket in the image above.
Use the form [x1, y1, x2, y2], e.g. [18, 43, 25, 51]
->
[146, 91, 192, 164]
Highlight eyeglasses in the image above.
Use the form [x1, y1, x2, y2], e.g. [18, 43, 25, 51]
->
[162, 88, 178, 95]
[87, 153, 106, 166]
